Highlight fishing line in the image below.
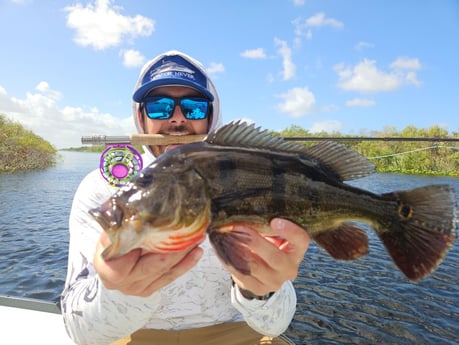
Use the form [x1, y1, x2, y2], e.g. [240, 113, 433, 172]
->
[368, 145, 459, 159]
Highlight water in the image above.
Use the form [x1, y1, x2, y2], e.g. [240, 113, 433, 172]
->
[0, 151, 99, 300]
[0, 151, 458, 344]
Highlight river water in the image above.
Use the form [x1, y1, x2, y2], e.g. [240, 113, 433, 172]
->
[0, 151, 458, 344]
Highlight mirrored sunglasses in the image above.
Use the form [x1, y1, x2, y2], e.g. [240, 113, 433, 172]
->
[143, 96, 210, 120]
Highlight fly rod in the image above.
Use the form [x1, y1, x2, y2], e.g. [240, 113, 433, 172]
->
[81, 134, 207, 146]
[82, 133, 459, 188]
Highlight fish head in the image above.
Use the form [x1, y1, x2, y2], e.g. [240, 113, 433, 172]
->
[90, 162, 211, 259]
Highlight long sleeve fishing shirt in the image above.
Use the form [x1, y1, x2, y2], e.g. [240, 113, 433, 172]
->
[60, 152, 297, 345]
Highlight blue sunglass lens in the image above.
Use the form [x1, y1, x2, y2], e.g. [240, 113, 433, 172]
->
[145, 98, 175, 119]
[180, 99, 208, 120]
[145, 97, 209, 120]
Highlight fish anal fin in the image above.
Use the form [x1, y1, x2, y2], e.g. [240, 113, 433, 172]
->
[314, 223, 369, 260]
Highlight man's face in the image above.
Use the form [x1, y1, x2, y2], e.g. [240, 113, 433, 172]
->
[141, 86, 210, 157]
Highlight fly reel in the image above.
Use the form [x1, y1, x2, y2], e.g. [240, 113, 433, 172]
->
[99, 144, 143, 187]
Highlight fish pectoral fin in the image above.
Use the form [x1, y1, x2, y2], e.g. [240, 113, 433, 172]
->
[208, 223, 266, 275]
[313, 223, 369, 260]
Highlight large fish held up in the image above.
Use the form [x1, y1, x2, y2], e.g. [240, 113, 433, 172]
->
[90, 121, 457, 281]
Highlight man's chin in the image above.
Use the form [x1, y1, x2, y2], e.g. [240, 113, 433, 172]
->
[150, 144, 182, 157]
[164, 144, 181, 152]
[150, 145, 165, 157]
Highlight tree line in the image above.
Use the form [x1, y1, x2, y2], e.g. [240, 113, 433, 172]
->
[1, 112, 458, 177]
[0, 114, 57, 173]
[276, 124, 459, 177]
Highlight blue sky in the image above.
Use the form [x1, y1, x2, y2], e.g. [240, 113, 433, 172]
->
[0, 0, 458, 149]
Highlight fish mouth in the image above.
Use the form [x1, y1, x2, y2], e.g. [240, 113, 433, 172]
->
[89, 198, 126, 230]
[94, 199, 212, 259]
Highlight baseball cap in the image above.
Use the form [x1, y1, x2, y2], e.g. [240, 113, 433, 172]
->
[133, 54, 214, 102]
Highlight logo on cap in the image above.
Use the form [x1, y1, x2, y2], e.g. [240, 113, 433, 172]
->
[149, 61, 197, 83]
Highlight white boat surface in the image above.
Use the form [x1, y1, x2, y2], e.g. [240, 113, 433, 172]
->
[0, 295, 74, 344]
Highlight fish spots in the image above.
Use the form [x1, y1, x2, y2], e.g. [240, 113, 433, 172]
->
[398, 203, 413, 220]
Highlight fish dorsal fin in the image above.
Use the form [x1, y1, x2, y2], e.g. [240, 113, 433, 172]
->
[206, 120, 375, 181]
[302, 140, 376, 181]
[205, 120, 307, 153]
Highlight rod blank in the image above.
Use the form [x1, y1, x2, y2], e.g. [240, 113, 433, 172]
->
[81, 134, 207, 146]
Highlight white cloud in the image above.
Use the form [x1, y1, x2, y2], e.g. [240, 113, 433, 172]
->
[35, 81, 62, 100]
[276, 86, 315, 117]
[0, 83, 135, 149]
[120, 49, 146, 68]
[310, 120, 343, 133]
[345, 98, 376, 107]
[274, 38, 296, 80]
[292, 17, 311, 41]
[240, 48, 267, 59]
[64, 0, 154, 50]
[292, 0, 305, 6]
[292, 13, 342, 42]
[305, 12, 343, 29]
[404, 71, 422, 87]
[355, 41, 375, 51]
[390, 57, 421, 70]
[335, 57, 422, 93]
[206, 62, 225, 77]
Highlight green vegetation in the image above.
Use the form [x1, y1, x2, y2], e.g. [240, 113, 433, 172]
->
[1, 112, 458, 177]
[276, 124, 459, 177]
[0, 114, 57, 173]
[61, 145, 106, 153]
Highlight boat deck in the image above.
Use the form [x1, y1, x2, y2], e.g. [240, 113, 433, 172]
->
[0, 295, 74, 344]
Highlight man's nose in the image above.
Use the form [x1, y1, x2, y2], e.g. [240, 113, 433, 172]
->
[169, 105, 186, 123]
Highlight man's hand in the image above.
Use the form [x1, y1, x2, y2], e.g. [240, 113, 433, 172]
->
[225, 218, 310, 297]
[93, 232, 203, 297]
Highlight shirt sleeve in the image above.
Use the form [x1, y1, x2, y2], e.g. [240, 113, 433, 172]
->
[60, 170, 161, 345]
[231, 281, 297, 337]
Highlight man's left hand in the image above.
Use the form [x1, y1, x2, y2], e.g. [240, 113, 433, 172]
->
[224, 218, 310, 298]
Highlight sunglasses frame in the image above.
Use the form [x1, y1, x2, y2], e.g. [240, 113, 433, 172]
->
[143, 96, 211, 120]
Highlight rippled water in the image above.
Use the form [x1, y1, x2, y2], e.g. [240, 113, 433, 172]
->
[0, 151, 99, 300]
[0, 151, 458, 344]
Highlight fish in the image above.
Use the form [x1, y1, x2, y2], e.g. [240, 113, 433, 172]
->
[90, 121, 457, 281]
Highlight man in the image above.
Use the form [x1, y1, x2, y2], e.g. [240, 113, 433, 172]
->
[61, 50, 310, 345]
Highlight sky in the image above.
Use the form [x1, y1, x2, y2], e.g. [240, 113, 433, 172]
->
[0, 0, 458, 149]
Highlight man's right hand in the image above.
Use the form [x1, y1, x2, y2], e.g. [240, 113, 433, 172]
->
[93, 232, 203, 297]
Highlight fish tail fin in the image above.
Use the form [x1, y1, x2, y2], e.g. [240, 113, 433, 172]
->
[378, 184, 457, 281]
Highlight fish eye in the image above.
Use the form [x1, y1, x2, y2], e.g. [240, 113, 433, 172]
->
[398, 203, 413, 219]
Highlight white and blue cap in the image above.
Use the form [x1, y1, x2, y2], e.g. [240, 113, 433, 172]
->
[133, 52, 214, 102]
